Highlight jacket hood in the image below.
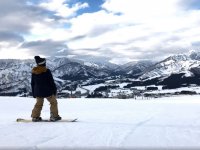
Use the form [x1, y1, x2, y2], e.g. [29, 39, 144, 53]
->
[32, 66, 47, 74]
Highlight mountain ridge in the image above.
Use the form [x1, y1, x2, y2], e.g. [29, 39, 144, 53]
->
[1, 51, 200, 97]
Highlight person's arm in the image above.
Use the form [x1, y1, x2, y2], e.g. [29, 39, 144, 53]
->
[48, 69, 57, 95]
[31, 73, 36, 98]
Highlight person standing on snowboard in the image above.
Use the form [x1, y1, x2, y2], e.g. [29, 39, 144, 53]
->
[31, 56, 61, 122]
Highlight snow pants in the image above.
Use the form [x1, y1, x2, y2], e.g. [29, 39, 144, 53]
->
[31, 95, 59, 118]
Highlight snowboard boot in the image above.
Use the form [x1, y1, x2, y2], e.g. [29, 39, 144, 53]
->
[50, 115, 62, 122]
[32, 117, 42, 122]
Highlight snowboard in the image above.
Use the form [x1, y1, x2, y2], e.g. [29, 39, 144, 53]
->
[16, 118, 78, 123]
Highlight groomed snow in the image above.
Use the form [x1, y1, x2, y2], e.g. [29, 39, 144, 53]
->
[1, 96, 200, 149]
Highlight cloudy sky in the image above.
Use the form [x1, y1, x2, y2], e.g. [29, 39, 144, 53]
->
[0, 0, 200, 64]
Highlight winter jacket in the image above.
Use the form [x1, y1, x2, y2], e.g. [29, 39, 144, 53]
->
[31, 66, 57, 98]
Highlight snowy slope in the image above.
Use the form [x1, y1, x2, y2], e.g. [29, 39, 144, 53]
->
[1, 96, 200, 149]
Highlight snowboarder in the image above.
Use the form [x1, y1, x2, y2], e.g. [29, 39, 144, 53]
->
[31, 56, 61, 122]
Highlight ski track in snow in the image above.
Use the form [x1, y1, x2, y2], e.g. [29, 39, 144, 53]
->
[1, 96, 200, 149]
[120, 116, 154, 144]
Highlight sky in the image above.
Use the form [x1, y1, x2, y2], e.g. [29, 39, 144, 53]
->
[0, 0, 200, 64]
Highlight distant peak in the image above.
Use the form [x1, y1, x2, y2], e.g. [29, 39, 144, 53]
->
[189, 49, 196, 55]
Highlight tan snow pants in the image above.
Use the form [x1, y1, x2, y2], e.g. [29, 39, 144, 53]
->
[31, 95, 59, 118]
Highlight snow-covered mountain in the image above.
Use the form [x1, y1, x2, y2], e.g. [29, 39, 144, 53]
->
[2, 51, 200, 97]
[110, 60, 155, 78]
[0, 57, 121, 96]
[0, 59, 34, 96]
[122, 60, 155, 76]
[47, 57, 120, 79]
[125, 51, 200, 90]
[140, 52, 200, 80]
[0, 57, 139, 96]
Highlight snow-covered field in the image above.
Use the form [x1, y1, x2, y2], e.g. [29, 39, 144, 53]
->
[1, 96, 200, 149]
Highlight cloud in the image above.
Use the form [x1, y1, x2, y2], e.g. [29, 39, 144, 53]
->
[191, 42, 200, 50]
[0, 0, 58, 33]
[68, 35, 86, 42]
[64, 0, 200, 64]
[0, 0, 72, 58]
[39, 0, 89, 18]
[0, 31, 24, 44]
[102, 0, 179, 23]
[88, 24, 119, 37]
[20, 40, 69, 56]
[1, 0, 200, 64]
[0, 1, 31, 33]
[72, 54, 111, 64]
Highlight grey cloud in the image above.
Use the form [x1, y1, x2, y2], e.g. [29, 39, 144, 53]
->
[0, 0, 68, 51]
[78, 48, 101, 51]
[83, 47, 118, 57]
[88, 25, 116, 37]
[134, 46, 189, 61]
[0, 31, 24, 43]
[192, 41, 200, 47]
[71, 42, 191, 65]
[68, 35, 87, 42]
[164, 36, 181, 43]
[72, 54, 111, 64]
[102, 37, 190, 62]
[0, 0, 26, 16]
[0, 0, 33, 33]
[68, 24, 128, 43]
[103, 42, 127, 47]
[0, 0, 63, 35]
[87, 23, 138, 38]
[69, 23, 138, 42]
[70, 46, 115, 61]
[103, 36, 151, 48]
[121, 33, 189, 60]
[20, 40, 69, 56]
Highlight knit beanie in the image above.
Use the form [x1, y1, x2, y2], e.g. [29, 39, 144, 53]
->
[34, 56, 46, 66]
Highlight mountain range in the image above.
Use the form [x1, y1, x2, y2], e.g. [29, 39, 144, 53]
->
[1, 51, 200, 96]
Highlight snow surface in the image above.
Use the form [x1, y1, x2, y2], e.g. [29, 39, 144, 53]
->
[82, 83, 105, 93]
[1, 96, 200, 149]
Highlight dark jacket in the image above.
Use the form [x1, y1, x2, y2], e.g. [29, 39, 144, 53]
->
[31, 66, 57, 98]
